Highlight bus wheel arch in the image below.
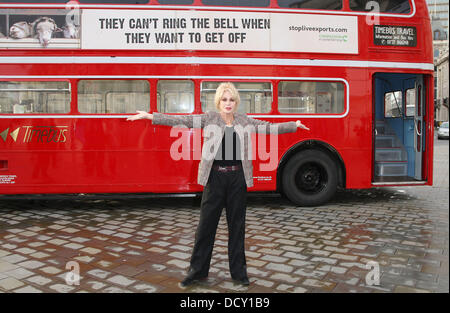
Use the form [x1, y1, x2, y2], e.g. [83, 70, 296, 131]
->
[277, 140, 346, 206]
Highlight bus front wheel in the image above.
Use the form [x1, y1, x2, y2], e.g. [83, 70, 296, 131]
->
[282, 150, 338, 206]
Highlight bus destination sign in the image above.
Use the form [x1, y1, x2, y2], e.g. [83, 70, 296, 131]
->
[373, 25, 417, 47]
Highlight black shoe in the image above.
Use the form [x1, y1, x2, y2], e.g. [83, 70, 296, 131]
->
[179, 276, 206, 289]
[179, 276, 197, 289]
[233, 277, 250, 286]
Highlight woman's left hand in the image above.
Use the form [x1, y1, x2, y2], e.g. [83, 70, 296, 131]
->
[296, 120, 310, 130]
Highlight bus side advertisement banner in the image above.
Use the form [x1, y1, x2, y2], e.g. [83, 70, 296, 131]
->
[0, 9, 358, 54]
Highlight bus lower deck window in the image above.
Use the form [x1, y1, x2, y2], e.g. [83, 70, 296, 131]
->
[0, 81, 70, 114]
[157, 80, 194, 113]
[278, 81, 345, 114]
[277, 0, 343, 10]
[77, 80, 150, 114]
[201, 81, 272, 114]
[349, 0, 411, 13]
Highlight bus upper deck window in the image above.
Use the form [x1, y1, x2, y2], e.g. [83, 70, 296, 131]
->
[202, 0, 270, 7]
[277, 0, 343, 10]
[158, 0, 194, 4]
[78, 0, 149, 3]
[78, 80, 150, 114]
[349, 0, 411, 13]
[278, 81, 345, 114]
[201, 81, 272, 114]
[157, 80, 194, 114]
[0, 81, 70, 114]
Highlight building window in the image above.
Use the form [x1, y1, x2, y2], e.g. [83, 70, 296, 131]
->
[0, 81, 70, 114]
[157, 80, 194, 113]
[78, 80, 150, 114]
[201, 81, 272, 114]
[278, 81, 345, 114]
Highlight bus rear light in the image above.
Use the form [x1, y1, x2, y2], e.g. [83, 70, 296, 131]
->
[0, 160, 8, 170]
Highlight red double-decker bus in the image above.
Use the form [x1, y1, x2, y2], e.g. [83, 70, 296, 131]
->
[0, 0, 434, 206]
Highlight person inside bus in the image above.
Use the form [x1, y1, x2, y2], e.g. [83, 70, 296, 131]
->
[126, 82, 310, 288]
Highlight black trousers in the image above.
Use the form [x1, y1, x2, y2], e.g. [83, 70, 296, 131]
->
[186, 166, 248, 281]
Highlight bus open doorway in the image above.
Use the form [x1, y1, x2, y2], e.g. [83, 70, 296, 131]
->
[372, 72, 427, 184]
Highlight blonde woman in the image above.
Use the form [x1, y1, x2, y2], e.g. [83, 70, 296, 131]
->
[127, 82, 309, 288]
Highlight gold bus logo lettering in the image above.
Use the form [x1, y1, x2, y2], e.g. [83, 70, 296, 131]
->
[22, 126, 68, 143]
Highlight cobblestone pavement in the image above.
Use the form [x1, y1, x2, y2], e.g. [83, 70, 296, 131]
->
[0, 137, 448, 293]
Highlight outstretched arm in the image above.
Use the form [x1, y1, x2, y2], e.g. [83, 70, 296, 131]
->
[126, 111, 207, 129]
[247, 116, 310, 134]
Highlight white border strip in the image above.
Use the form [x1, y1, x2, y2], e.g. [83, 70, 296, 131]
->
[0, 75, 349, 119]
[0, 1, 417, 18]
[0, 56, 434, 71]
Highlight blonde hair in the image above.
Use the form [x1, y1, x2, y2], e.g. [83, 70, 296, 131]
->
[214, 82, 240, 111]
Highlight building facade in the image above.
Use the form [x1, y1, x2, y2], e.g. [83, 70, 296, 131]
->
[427, 0, 449, 123]
[427, 0, 449, 39]
[435, 48, 449, 123]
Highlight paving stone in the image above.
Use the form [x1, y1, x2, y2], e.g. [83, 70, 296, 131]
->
[276, 284, 307, 293]
[15, 248, 36, 255]
[64, 243, 84, 250]
[0, 277, 25, 290]
[74, 256, 95, 263]
[30, 252, 50, 259]
[5, 267, 34, 279]
[265, 263, 294, 273]
[0, 250, 11, 258]
[295, 268, 328, 279]
[168, 251, 191, 259]
[13, 285, 43, 293]
[85, 280, 107, 291]
[302, 278, 336, 291]
[47, 239, 68, 246]
[167, 259, 190, 269]
[40, 266, 63, 275]
[270, 273, 300, 283]
[1, 254, 28, 264]
[80, 247, 102, 255]
[26, 275, 52, 286]
[132, 283, 158, 293]
[49, 283, 76, 293]
[261, 255, 289, 263]
[17, 260, 45, 270]
[253, 279, 274, 288]
[107, 275, 136, 287]
[87, 269, 112, 279]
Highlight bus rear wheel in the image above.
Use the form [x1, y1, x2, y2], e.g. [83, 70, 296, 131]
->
[282, 149, 338, 206]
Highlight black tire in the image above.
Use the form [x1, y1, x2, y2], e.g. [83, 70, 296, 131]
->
[282, 149, 338, 206]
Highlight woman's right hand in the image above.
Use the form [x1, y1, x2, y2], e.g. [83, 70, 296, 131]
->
[126, 111, 153, 121]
